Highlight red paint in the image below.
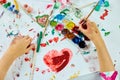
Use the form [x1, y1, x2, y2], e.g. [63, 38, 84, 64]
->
[25, 52, 28, 55]
[24, 57, 30, 62]
[29, 28, 34, 31]
[60, 36, 67, 41]
[47, 69, 50, 72]
[46, 4, 53, 9]
[43, 48, 72, 72]
[48, 39, 53, 43]
[32, 48, 35, 51]
[53, 37, 59, 43]
[40, 43, 46, 47]
[30, 63, 33, 68]
[100, 9, 109, 20]
[36, 68, 39, 72]
[72, 26, 79, 34]
[41, 70, 46, 74]
[0, 0, 6, 3]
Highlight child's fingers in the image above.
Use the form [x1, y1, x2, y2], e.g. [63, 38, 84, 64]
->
[24, 35, 30, 39]
[26, 44, 35, 52]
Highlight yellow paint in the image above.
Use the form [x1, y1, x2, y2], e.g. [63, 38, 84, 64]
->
[14, 0, 19, 11]
[62, 19, 69, 24]
[66, 21, 75, 30]
[50, 74, 56, 80]
[69, 71, 80, 80]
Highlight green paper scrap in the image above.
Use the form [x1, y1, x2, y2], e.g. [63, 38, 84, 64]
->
[104, 31, 110, 36]
[36, 31, 42, 52]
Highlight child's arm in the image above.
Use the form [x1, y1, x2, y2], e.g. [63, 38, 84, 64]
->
[79, 20, 114, 72]
[0, 35, 35, 80]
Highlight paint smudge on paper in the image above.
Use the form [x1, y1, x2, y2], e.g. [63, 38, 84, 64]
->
[0, 11, 4, 18]
[69, 71, 80, 80]
[100, 9, 109, 20]
[50, 74, 56, 80]
[40, 37, 59, 47]
[104, 31, 110, 36]
[36, 68, 39, 72]
[46, 4, 53, 9]
[51, 29, 55, 35]
[43, 48, 72, 72]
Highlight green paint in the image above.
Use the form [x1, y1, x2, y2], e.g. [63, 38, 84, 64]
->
[3, 2, 11, 8]
[54, 2, 61, 9]
[58, 33, 61, 36]
[83, 51, 90, 55]
[119, 25, 120, 29]
[51, 29, 55, 35]
[95, 5, 101, 11]
[104, 1, 110, 7]
[94, 49, 96, 51]
[60, 9, 70, 15]
[104, 31, 110, 36]
[101, 28, 105, 31]
[74, 9, 83, 18]
[50, 20, 57, 27]
[36, 15, 49, 27]
[46, 41, 49, 45]
[45, 33, 48, 36]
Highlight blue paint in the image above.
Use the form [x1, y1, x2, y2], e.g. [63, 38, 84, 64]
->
[72, 36, 82, 44]
[7, 31, 19, 37]
[8, 5, 15, 11]
[13, 10, 19, 14]
[53, 14, 65, 21]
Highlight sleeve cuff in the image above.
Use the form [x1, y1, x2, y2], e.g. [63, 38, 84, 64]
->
[100, 71, 118, 80]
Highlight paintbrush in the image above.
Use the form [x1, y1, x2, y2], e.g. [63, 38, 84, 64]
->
[29, 48, 37, 80]
[80, 1, 99, 29]
[85, 1, 99, 21]
[42, 9, 54, 37]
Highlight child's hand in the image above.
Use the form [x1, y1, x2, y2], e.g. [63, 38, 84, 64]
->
[7, 35, 35, 58]
[79, 19, 102, 44]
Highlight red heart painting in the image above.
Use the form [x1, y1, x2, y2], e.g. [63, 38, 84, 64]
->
[43, 48, 72, 72]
